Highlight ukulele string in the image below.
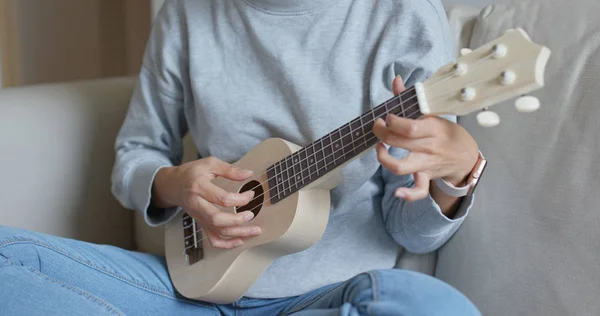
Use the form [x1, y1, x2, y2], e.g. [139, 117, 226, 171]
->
[187, 102, 423, 239]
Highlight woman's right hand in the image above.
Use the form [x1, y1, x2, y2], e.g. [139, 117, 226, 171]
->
[152, 157, 261, 249]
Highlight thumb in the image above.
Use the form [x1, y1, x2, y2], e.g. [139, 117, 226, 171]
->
[393, 75, 407, 96]
[394, 172, 431, 202]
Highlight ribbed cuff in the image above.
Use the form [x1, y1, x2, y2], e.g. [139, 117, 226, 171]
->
[403, 193, 474, 237]
[130, 160, 181, 227]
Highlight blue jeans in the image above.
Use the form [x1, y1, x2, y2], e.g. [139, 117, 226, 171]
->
[0, 226, 480, 315]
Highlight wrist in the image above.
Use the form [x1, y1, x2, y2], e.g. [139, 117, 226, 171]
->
[152, 166, 179, 209]
[434, 149, 487, 199]
[444, 150, 480, 186]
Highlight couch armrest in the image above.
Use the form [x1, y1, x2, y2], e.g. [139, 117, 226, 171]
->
[0, 77, 137, 249]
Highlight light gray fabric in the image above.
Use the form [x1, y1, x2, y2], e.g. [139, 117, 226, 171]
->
[0, 78, 137, 250]
[444, 4, 481, 57]
[436, 1, 600, 315]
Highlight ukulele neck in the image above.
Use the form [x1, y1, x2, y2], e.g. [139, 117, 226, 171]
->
[267, 87, 422, 204]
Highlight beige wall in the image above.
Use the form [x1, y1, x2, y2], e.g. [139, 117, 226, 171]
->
[0, 0, 150, 87]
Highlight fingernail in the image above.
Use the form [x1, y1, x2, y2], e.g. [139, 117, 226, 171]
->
[234, 239, 244, 247]
[386, 114, 392, 124]
[242, 169, 253, 175]
[244, 191, 255, 198]
[244, 212, 255, 221]
[395, 190, 406, 199]
[251, 227, 261, 235]
[396, 74, 402, 78]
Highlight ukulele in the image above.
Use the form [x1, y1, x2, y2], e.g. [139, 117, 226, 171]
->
[165, 28, 551, 304]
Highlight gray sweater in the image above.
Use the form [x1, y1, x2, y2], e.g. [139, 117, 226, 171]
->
[111, 0, 472, 298]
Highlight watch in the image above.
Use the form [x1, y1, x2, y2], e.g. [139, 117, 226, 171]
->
[433, 151, 487, 197]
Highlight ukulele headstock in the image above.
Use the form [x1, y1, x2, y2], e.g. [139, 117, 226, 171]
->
[415, 28, 551, 126]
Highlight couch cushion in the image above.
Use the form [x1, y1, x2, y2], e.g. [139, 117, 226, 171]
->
[0, 77, 137, 249]
[435, 1, 600, 315]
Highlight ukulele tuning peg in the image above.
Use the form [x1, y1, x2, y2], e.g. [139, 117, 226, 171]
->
[492, 44, 508, 58]
[515, 95, 541, 113]
[460, 48, 473, 57]
[477, 109, 500, 127]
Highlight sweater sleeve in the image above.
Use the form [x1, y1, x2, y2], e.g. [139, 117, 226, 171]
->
[111, 1, 188, 227]
[380, 0, 474, 253]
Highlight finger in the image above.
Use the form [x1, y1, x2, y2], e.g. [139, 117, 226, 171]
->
[394, 172, 432, 202]
[190, 197, 255, 227]
[393, 75, 407, 96]
[195, 181, 255, 208]
[376, 143, 431, 176]
[206, 157, 253, 181]
[204, 228, 244, 249]
[216, 225, 262, 238]
[373, 119, 433, 152]
[385, 114, 435, 139]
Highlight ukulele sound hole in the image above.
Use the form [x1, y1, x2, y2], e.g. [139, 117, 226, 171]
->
[235, 180, 264, 219]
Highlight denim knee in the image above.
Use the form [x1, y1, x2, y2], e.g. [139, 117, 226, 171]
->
[366, 269, 481, 315]
[0, 226, 46, 269]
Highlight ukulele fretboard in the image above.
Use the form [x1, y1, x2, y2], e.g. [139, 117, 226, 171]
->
[267, 87, 421, 204]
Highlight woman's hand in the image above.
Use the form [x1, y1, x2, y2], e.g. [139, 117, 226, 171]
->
[152, 157, 261, 249]
[373, 76, 479, 202]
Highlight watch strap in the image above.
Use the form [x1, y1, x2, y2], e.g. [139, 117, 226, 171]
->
[433, 178, 471, 197]
[433, 151, 487, 198]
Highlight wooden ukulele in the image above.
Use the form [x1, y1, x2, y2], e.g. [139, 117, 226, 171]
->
[165, 28, 550, 304]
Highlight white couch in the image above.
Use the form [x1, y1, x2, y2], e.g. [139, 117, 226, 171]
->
[2, 1, 599, 315]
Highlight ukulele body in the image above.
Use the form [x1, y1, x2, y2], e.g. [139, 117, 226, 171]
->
[165, 138, 340, 304]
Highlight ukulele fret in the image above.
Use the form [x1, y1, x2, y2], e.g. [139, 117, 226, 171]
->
[349, 118, 364, 152]
[292, 153, 301, 190]
[330, 130, 343, 167]
[314, 139, 325, 178]
[267, 165, 280, 204]
[306, 144, 317, 182]
[322, 134, 334, 173]
[340, 124, 353, 159]
[299, 149, 309, 186]
[284, 156, 294, 195]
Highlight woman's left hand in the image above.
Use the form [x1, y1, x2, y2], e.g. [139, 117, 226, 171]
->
[373, 76, 480, 202]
